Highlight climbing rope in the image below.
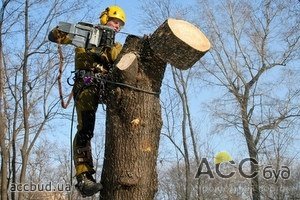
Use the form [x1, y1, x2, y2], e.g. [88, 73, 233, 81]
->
[70, 104, 75, 187]
[56, 44, 76, 185]
[105, 79, 160, 96]
[57, 44, 73, 109]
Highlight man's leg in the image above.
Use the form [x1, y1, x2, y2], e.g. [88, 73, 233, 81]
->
[73, 85, 102, 197]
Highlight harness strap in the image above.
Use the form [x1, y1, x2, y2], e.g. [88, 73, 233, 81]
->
[74, 69, 160, 96]
[76, 146, 91, 154]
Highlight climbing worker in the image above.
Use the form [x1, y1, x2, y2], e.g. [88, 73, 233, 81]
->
[48, 5, 126, 197]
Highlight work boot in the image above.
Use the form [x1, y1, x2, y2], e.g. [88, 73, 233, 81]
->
[75, 172, 102, 197]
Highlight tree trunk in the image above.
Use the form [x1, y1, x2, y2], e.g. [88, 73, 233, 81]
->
[0, 44, 8, 200]
[100, 18, 210, 200]
[19, 1, 30, 199]
[245, 136, 260, 200]
[241, 100, 260, 200]
[0, 2, 8, 199]
[100, 35, 166, 199]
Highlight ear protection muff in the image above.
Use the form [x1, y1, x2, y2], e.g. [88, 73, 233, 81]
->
[100, 7, 109, 25]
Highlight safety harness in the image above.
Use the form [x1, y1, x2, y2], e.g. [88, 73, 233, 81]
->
[58, 53, 160, 109]
[72, 69, 109, 104]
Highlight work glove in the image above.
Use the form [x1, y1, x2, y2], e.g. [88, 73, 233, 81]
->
[48, 27, 72, 44]
[109, 42, 122, 61]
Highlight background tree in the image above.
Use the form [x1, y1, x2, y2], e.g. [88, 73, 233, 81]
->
[0, 0, 87, 199]
[1, 1, 19, 199]
[259, 127, 300, 199]
[138, 0, 300, 199]
[194, 0, 300, 199]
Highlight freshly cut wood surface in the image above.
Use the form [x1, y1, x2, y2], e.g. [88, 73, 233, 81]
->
[115, 52, 138, 84]
[168, 19, 211, 52]
[150, 18, 211, 70]
[116, 52, 137, 70]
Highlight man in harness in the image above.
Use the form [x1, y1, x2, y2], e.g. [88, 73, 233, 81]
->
[48, 5, 126, 197]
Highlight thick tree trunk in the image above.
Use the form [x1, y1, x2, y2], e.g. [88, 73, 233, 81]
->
[100, 35, 166, 199]
[100, 19, 210, 200]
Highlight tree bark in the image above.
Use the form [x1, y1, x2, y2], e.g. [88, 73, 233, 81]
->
[100, 18, 210, 200]
[0, 1, 9, 200]
[19, 1, 30, 199]
[100, 35, 166, 199]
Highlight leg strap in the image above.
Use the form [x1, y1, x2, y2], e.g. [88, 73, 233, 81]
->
[74, 146, 93, 165]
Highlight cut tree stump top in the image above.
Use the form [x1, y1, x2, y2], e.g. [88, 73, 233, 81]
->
[150, 18, 211, 70]
[169, 18, 211, 52]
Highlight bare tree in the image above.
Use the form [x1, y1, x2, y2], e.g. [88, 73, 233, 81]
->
[0, 0, 88, 199]
[1, 1, 16, 200]
[259, 127, 300, 199]
[195, 0, 300, 199]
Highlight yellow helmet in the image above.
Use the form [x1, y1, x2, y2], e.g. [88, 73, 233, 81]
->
[100, 5, 126, 26]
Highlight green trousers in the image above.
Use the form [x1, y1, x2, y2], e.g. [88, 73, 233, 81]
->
[72, 80, 100, 176]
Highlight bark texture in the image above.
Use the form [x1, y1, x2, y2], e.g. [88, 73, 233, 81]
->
[100, 35, 166, 200]
[100, 18, 210, 199]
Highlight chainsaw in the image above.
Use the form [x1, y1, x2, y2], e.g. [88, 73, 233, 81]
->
[57, 21, 115, 49]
